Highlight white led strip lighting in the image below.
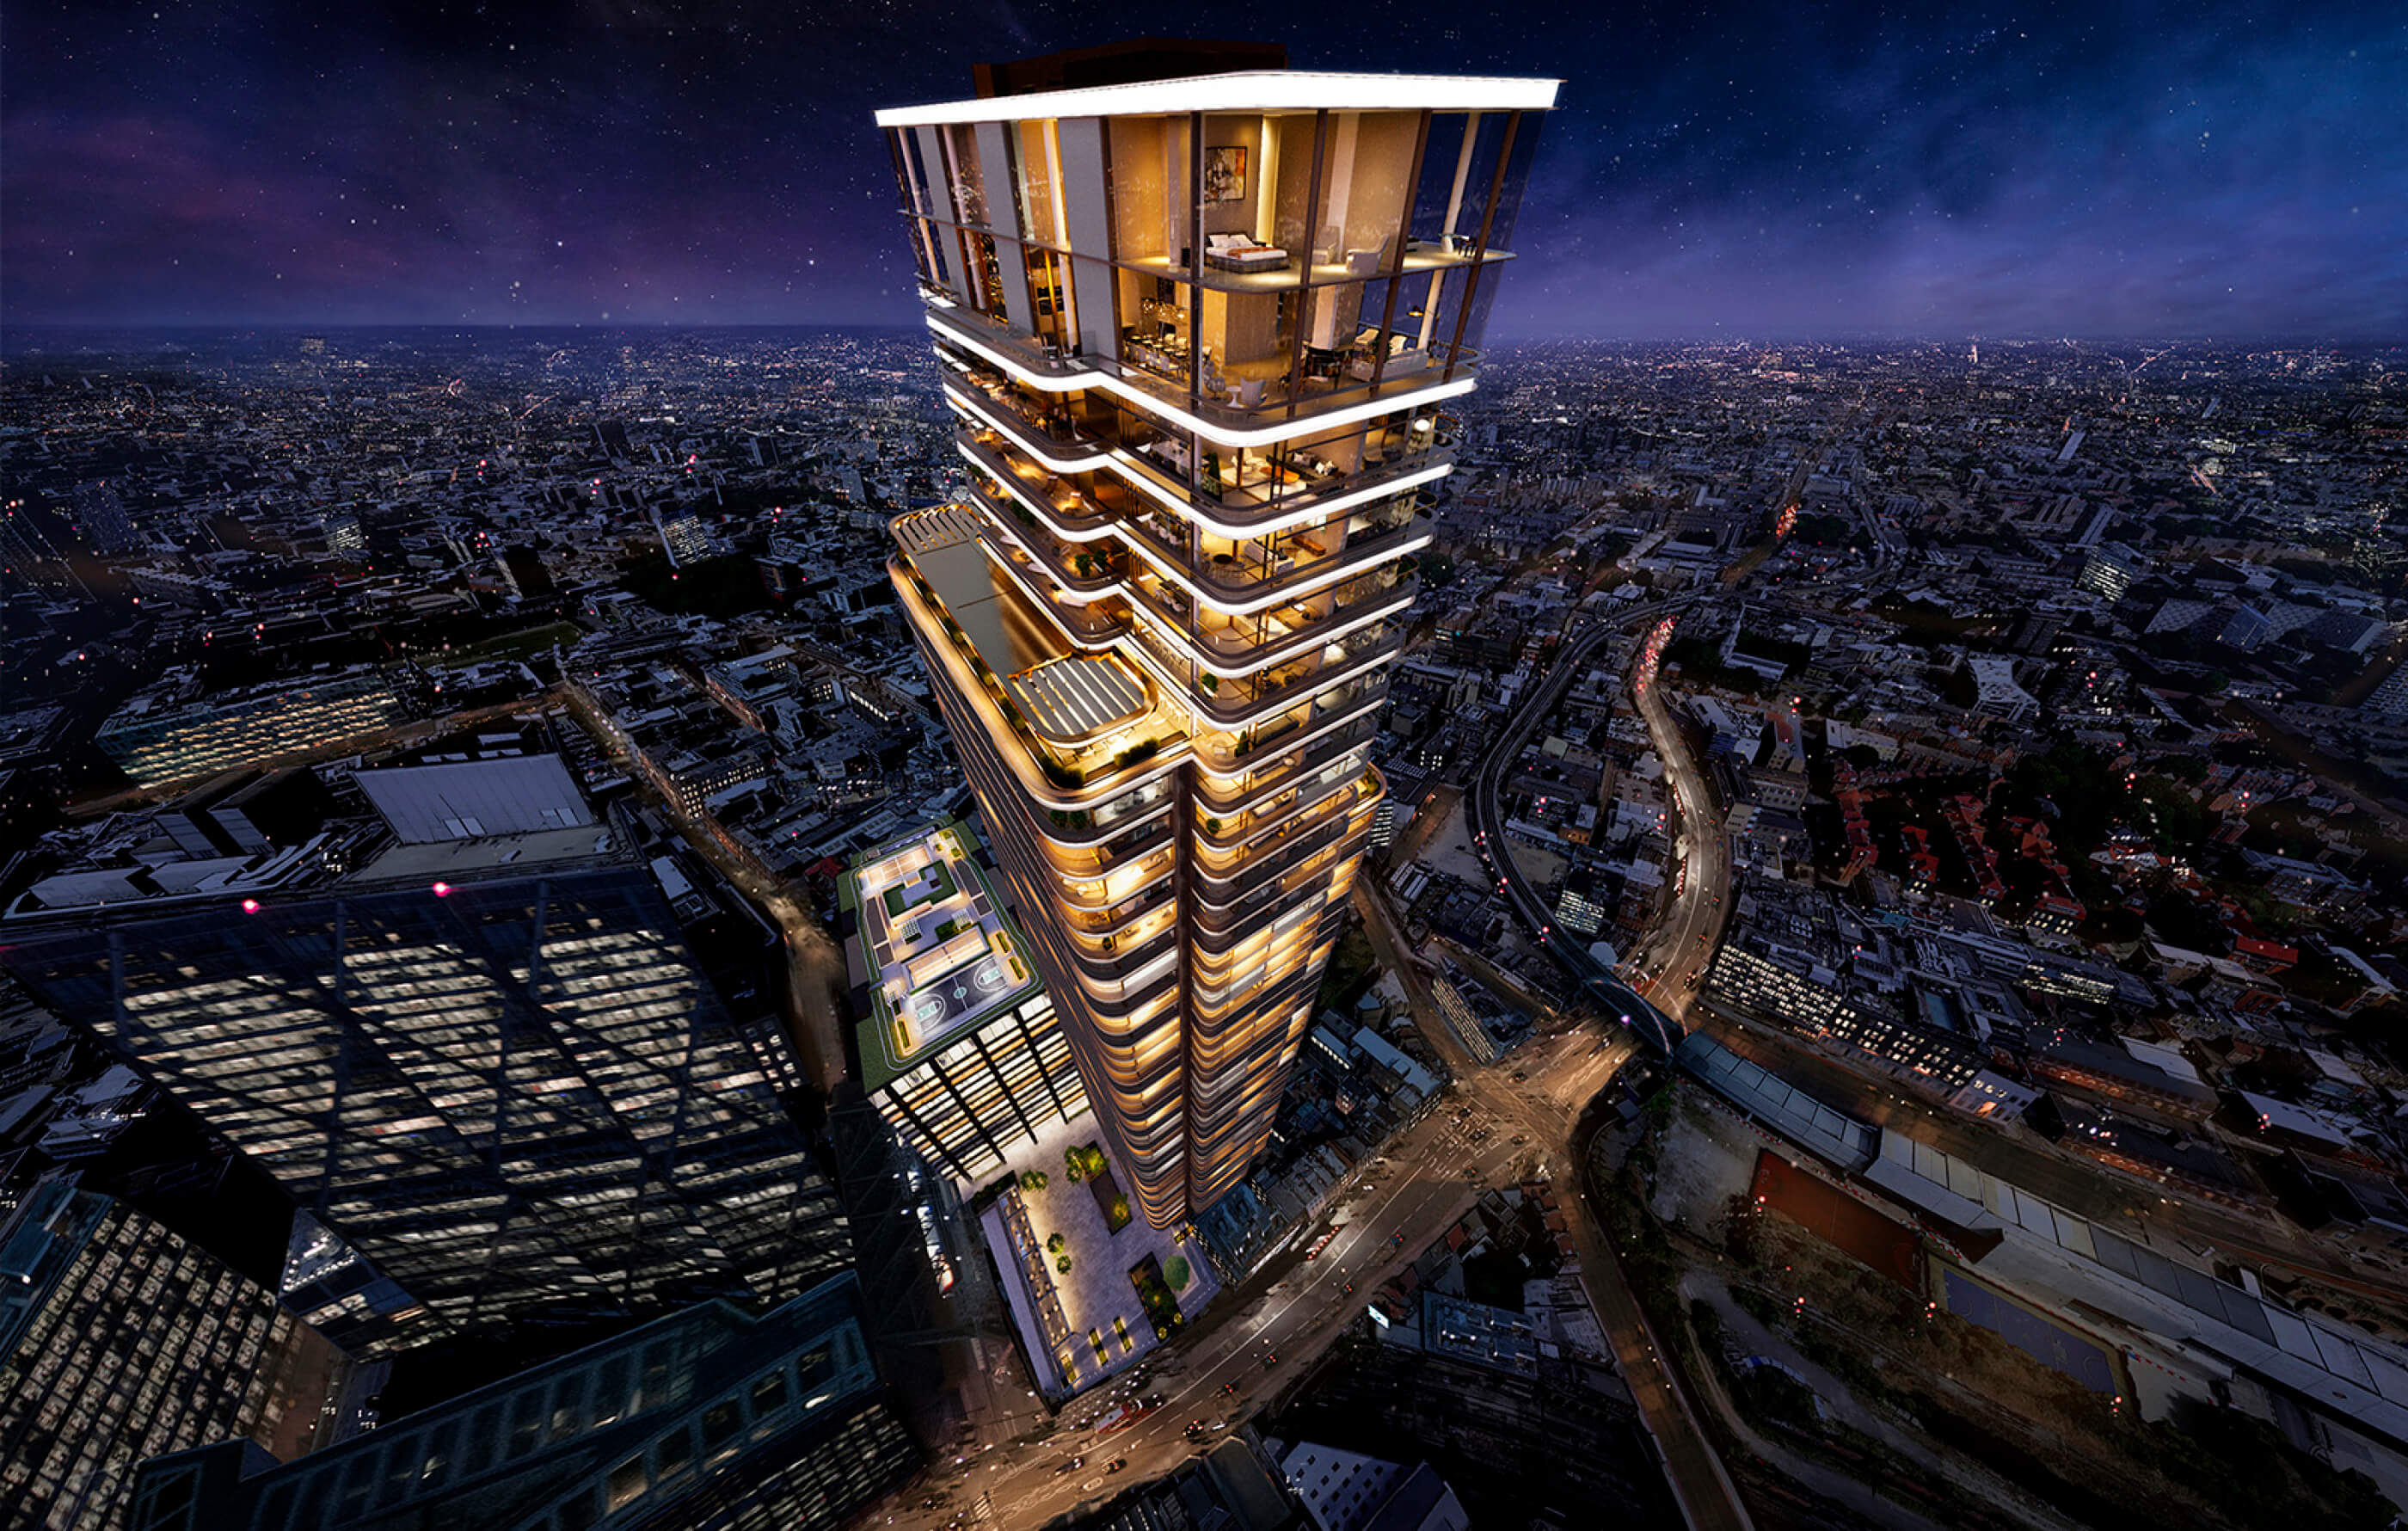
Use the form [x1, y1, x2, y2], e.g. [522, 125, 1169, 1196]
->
[944, 381, 1454, 538]
[874, 69, 1560, 128]
[928, 311, 1478, 452]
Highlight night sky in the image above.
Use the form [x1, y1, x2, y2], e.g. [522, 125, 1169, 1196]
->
[4, 2, 2401, 339]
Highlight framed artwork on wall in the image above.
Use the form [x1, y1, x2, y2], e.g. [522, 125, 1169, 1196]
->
[1202, 145, 1248, 205]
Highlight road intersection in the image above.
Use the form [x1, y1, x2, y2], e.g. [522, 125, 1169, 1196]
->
[883, 592, 1754, 1531]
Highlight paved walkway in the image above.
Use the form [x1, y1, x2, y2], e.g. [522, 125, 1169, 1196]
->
[992, 1115, 1219, 1398]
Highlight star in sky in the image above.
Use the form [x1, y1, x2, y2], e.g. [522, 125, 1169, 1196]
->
[3, 0, 2400, 339]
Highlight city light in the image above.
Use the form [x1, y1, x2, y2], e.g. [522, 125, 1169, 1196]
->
[2, 25, 2392, 1530]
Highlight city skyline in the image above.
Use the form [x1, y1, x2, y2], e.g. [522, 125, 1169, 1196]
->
[9, 18, 2408, 1531]
[4, 2, 2402, 340]
[4, 311, 2408, 1529]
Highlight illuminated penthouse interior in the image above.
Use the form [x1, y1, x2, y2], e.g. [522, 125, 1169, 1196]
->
[877, 48, 1554, 1225]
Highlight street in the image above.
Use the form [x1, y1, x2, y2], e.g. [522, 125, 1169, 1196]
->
[1625, 655, 1735, 1021]
[877, 1073, 1545, 1529]
[1359, 880, 1754, 1531]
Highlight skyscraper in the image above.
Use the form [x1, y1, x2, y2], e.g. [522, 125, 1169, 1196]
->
[129, 1274, 919, 1531]
[0, 1180, 356, 1530]
[875, 54, 1553, 1223]
[0, 821, 851, 1355]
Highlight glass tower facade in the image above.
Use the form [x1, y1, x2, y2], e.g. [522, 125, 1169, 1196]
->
[0, 1182, 354, 1531]
[0, 864, 851, 1355]
[129, 1274, 919, 1531]
[875, 63, 1551, 1224]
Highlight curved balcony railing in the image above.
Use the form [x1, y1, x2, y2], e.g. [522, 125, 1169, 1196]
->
[1193, 755, 1371, 859]
[1190, 710, 1379, 815]
[1186, 876, 1350, 967]
[1189, 784, 1372, 911]
[958, 433, 1114, 537]
[1190, 621, 1405, 726]
[1187, 962, 1328, 1052]
[978, 529, 1127, 648]
[1057, 940, 1182, 1012]
[1030, 772, 1176, 850]
[1034, 809, 1175, 891]
[1189, 507, 1432, 600]
[1189, 673, 1387, 774]
[1059, 932, 1182, 998]
[1053, 844, 1176, 917]
[1189, 818, 1373, 941]
[975, 495, 1126, 598]
[1107, 426, 1453, 532]
[944, 372, 1111, 458]
[1053, 871, 1176, 938]
[1117, 503, 1430, 611]
[927, 303, 1479, 442]
[1192, 765, 1377, 876]
[1121, 573, 1411, 699]
[944, 371, 1115, 458]
[949, 362, 1456, 534]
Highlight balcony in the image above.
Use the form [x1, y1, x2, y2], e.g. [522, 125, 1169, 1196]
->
[1110, 415, 1454, 529]
[889, 530, 1187, 806]
[964, 440, 1422, 692]
[1029, 772, 1175, 852]
[958, 433, 1114, 538]
[1053, 871, 1176, 936]
[978, 526, 1127, 647]
[948, 368, 1453, 537]
[1194, 757, 1373, 860]
[1116, 499, 1431, 606]
[1189, 804, 1373, 927]
[927, 303, 1480, 446]
[942, 368, 1109, 460]
[1116, 544, 1411, 673]
[1158, 617, 1406, 727]
[1190, 673, 1387, 773]
[1189, 710, 1380, 814]
[976, 499, 1126, 599]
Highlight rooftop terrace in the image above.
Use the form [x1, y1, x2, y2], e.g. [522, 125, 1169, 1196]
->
[839, 819, 1039, 1091]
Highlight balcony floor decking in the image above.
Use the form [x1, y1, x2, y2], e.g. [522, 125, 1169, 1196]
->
[909, 521, 1079, 685]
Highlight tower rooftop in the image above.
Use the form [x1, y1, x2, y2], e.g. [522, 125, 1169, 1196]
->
[875, 69, 1560, 128]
